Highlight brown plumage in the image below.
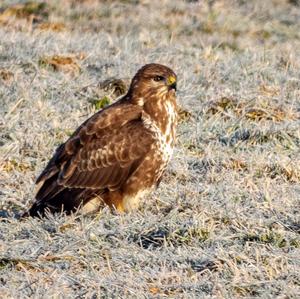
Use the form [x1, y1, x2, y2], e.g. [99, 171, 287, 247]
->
[25, 63, 178, 217]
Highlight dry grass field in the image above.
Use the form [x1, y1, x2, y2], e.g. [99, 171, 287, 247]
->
[0, 0, 300, 297]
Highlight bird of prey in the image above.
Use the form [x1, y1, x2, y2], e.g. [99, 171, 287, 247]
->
[26, 63, 178, 217]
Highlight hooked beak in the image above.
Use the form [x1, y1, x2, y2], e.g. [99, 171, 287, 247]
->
[167, 75, 177, 91]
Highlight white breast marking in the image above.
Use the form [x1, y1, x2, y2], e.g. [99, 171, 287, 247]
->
[142, 104, 176, 165]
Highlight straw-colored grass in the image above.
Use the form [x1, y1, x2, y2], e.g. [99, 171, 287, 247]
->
[0, 0, 299, 297]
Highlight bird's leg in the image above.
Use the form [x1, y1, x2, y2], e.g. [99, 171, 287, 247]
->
[103, 191, 125, 213]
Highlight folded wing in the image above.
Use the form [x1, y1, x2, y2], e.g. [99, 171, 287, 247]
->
[28, 103, 154, 216]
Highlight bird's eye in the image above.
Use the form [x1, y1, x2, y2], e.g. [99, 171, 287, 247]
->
[153, 76, 164, 82]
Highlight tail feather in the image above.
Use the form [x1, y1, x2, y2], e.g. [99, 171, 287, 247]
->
[27, 174, 99, 217]
[28, 187, 88, 217]
[35, 174, 64, 203]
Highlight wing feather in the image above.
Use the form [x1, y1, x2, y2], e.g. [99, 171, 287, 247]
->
[60, 121, 154, 189]
[36, 103, 142, 185]
[34, 102, 153, 207]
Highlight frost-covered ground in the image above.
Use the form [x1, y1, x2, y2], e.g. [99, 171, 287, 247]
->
[0, 0, 299, 297]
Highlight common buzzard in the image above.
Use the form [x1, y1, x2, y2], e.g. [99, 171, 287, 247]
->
[25, 63, 178, 217]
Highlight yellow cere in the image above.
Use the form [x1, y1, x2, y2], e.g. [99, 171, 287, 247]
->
[167, 76, 176, 86]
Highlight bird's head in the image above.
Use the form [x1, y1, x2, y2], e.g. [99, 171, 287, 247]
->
[128, 63, 177, 106]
